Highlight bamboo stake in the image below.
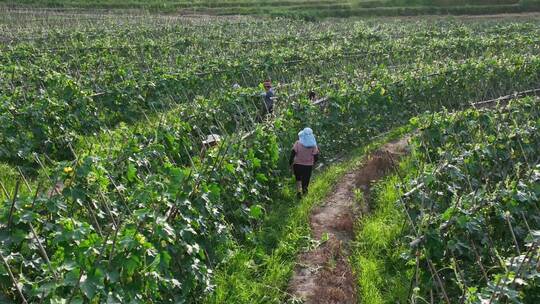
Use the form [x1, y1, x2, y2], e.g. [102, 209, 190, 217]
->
[468, 236, 490, 283]
[505, 213, 521, 255]
[0, 252, 28, 304]
[427, 259, 450, 304]
[28, 223, 58, 280]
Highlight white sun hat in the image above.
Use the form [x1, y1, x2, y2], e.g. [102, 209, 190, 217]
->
[202, 134, 221, 145]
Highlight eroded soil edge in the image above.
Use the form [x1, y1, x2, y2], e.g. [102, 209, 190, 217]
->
[288, 137, 410, 304]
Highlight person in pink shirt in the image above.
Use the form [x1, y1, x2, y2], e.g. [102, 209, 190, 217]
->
[289, 127, 320, 198]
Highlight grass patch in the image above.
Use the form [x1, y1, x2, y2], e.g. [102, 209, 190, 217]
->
[0, 163, 19, 202]
[205, 125, 411, 303]
[0, 163, 45, 202]
[352, 157, 415, 304]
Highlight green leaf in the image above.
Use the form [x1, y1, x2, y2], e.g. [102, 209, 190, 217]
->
[80, 275, 96, 299]
[71, 297, 84, 304]
[107, 270, 120, 283]
[19, 211, 36, 223]
[64, 268, 81, 286]
[169, 166, 187, 184]
[124, 255, 140, 276]
[80, 271, 104, 300]
[38, 282, 57, 297]
[252, 157, 261, 168]
[61, 260, 78, 271]
[249, 204, 264, 219]
[255, 173, 268, 183]
[50, 297, 67, 304]
[106, 293, 122, 304]
[160, 251, 172, 268]
[133, 208, 150, 220]
[126, 163, 137, 182]
[224, 163, 235, 174]
[146, 254, 160, 271]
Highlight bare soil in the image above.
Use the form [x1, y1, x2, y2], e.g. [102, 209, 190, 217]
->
[288, 137, 409, 304]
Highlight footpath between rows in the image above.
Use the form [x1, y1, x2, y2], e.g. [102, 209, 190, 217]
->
[288, 137, 410, 303]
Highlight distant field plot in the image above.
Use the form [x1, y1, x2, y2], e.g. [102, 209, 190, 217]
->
[1, 0, 540, 16]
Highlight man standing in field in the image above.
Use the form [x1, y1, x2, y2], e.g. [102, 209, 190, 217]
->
[262, 79, 275, 115]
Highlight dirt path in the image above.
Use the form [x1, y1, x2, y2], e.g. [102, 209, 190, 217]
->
[288, 137, 410, 304]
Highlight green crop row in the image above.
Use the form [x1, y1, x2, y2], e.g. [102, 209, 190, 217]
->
[354, 97, 540, 303]
[2, 15, 540, 172]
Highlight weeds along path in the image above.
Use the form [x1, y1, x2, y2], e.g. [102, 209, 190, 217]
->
[288, 137, 410, 304]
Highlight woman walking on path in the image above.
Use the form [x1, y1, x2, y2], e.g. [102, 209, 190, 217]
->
[289, 127, 320, 198]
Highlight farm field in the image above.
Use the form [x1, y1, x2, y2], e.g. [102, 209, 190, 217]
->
[0, 7, 539, 304]
[2, 0, 540, 17]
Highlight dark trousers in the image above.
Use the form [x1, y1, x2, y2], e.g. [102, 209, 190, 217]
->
[293, 164, 313, 193]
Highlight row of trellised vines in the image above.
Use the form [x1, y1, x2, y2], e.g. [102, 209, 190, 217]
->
[393, 96, 540, 303]
[2, 15, 540, 171]
[3, 45, 540, 171]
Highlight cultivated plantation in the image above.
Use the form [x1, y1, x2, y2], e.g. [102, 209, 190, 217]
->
[0, 7, 539, 304]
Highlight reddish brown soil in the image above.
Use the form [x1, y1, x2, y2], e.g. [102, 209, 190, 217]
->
[288, 137, 409, 304]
